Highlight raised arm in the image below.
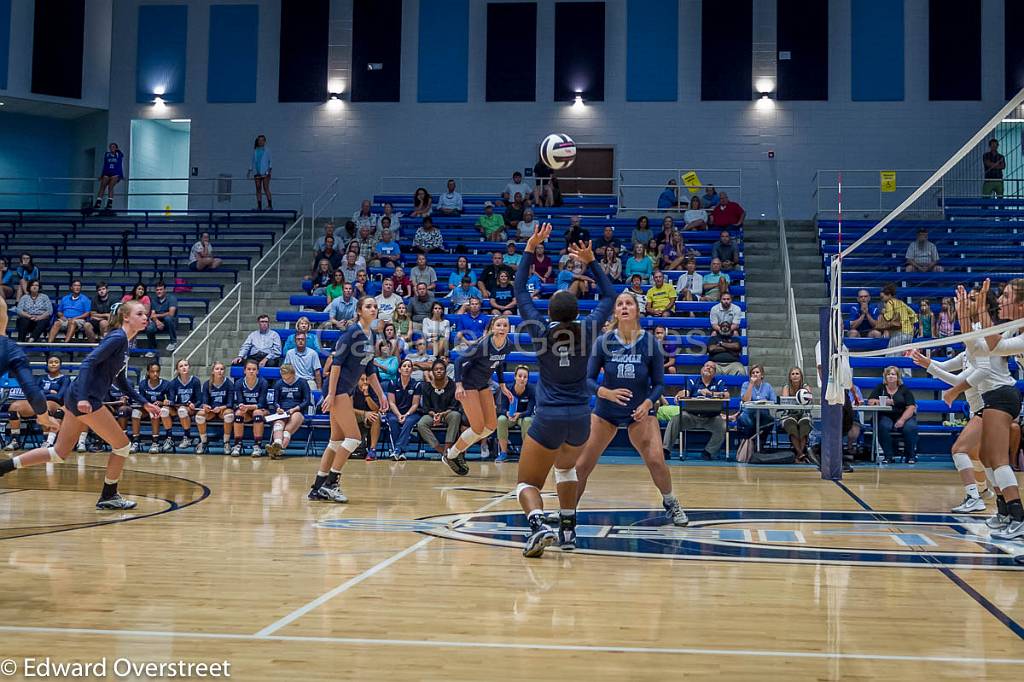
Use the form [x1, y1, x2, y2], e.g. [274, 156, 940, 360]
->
[569, 240, 615, 332]
[514, 224, 554, 327]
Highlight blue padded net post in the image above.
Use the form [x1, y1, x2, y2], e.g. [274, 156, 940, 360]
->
[819, 306, 843, 480]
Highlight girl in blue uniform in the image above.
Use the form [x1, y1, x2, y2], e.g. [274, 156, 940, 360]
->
[512, 224, 616, 557]
[231, 360, 271, 457]
[136, 361, 172, 454]
[168, 359, 203, 451]
[0, 301, 161, 510]
[267, 363, 311, 459]
[576, 293, 688, 527]
[6, 355, 67, 450]
[95, 142, 124, 210]
[196, 362, 234, 454]
[385, 359, 421, 461]
[310, 297, 389, 503]
[446, 317, 513, 475]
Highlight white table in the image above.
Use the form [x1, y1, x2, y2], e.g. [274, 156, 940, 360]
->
[739, 402, 892, 460]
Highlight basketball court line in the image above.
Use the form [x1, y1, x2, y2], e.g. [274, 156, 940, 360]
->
[253, 489, 518, 638]
[0, 624, 1021, 666]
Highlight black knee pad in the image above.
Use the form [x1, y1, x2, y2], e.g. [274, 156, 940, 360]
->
[52, 409, 65, 420]
[252, 414, 265, 424]
[116, 406, 132, 420]
[7, 411, 17, 421]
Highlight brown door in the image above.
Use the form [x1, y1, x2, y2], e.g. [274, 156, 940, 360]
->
[559, 147, 613, 195]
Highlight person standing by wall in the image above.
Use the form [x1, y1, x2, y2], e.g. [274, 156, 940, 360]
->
[250, 134, 273, 210]
[95, 143, 124, 211]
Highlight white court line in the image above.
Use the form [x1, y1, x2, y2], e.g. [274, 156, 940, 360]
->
[0, 625, 1021, 666]
[254, 489, 517, 638]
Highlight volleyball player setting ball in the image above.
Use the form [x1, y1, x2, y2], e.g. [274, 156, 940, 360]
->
[512, 223, 615, 557]
[0, 301, 162, 509]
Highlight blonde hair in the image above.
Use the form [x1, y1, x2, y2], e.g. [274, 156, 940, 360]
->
[1005, 278, 1024, 304]
[606, 292, 640, 334]
[296, 316, 312, 332]
[111, 300, 145, 328]
[882, 365, 903, 386]
[786, 367, 805, 393]
[280, 363, 295, 378]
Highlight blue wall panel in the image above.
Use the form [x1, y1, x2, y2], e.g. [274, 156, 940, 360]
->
[626, 0, 677, 102]
[135, 5, 188, 103]
[417, 0, 468, 102]
[0, 112, 74, 209]
[208, 5, 257, 103]
[851, 0, 904, 101]
[0, 0, 10, 90]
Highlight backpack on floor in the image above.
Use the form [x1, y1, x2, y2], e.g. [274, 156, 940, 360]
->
[749, 449, 797, 465]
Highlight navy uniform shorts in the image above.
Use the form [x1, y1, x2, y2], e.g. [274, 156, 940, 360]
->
[527, 406, 591, 450]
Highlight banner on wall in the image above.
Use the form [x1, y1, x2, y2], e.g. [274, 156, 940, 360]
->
[880, 171, 897, 193]
[681, 171, 703, 193]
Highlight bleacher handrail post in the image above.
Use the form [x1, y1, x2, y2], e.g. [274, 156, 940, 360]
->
[308, 177, 339, 261]
[171, 282, 242, 370]
[250, 213, 304, 314]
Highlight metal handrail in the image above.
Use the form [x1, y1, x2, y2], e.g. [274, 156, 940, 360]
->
[308, 177, 340, 260]
[250, 213, 305, 314]
[379, 175, 617, 197]
[170, 282, 242, 369]
[617, 168, 743, 211]
[776, 177, 803, 372]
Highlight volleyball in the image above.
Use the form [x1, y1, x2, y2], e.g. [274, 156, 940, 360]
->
[540, 133, 577, 170]
[796, 388, 813, 405]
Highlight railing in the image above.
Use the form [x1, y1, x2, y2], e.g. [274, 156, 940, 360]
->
[378, 175, 617, 197]
[308, 177, 340, 261]
[775, 177, 803, 372]
[813, 169, 943, 217]
[617, 168, 742, 212]
[250, 212, 305, 314]
[942, 177, 1024, 200]
[170, 282, 242, 369]
[0, 175, 305, 212]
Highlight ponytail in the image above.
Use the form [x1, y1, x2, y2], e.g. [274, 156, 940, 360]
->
[110, 300, 142, 328]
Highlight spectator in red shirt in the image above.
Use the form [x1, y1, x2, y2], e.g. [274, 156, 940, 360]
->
[711, 192, 745, 229]
[531, 243, 555, 283]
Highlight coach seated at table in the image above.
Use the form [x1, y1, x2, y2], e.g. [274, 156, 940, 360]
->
[662, 361, 729, 460]
[867, 366, 918, 464]
[735, 364, 776, 442]
[232, 314, 282, 368]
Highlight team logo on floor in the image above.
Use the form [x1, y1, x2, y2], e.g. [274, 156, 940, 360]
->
[402, 508, 1023, 570]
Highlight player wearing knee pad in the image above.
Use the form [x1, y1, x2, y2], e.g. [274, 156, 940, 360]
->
[198, 362, 234, 454]
[232, 361, 271, 457]
[267, 367, 311, 458]
[168, 359, 202, 451]
[138, 363, 172, 454]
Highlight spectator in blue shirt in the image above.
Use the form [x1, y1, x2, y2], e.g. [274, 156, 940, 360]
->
[15, 253, 40, 299]
[447, 256, 478, 289]
[374, 228, 402, 269]
[0, 257, 19, 300]
[145, 281, 179, 352]
[701, 185, 720, 209]
[47, 279, 94, 343]
[657, 179, 680, 209]
[324, 283, 357, 330]
[502, 240, 522, 267]
[736, 364, 777, 441]
[847, 289, 882, 338]
[447, 277, 482, 313]
[437, 178, 463, 216]
[454, 297, 490, 347]
[661, 361, 729, 460]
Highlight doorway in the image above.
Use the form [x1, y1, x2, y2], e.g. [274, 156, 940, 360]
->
[129, 119, 191, 211]
[559, 146, 614, 195]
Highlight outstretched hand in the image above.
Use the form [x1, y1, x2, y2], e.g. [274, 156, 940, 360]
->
[568, 240, 595, 266]
[908, 349, 930, 369]
[526, 223, 553, 253]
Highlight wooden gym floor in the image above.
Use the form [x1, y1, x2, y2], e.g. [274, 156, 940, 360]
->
[0, 455, 1022, 680]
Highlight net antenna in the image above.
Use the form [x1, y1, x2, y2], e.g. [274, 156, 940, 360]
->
[825, 87, 1024, 404]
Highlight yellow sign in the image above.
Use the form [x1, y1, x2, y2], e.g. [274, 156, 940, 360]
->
[681, 171, 702, 194]
[880, 171, 896, 193]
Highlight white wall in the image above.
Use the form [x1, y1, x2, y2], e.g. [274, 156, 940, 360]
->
[128, 119, 190, 211]
[103, 0, 1010, 219]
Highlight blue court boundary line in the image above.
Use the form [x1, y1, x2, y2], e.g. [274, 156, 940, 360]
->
[833, 480, 1024, 641]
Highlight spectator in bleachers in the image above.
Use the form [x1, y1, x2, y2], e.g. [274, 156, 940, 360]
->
[683, 196, 709, 231]
[938, 296, 956, 340]
[656, 215, 676, 247]
[382, 203, 402, 236]
[314, 222, 338, 252]
[645, 270, 677, 317]
[88, 281, 113, 338]
[409, 282, 436, 325]
[47, 279, 94, 343]
[351, 225, 379, 266]
[503, 240, 522, 267]
[736, 364, 775, 445]
[447, 256, 478, 289]
[780, 367, 813, 462]
[233, 314, 282, 368]
[375, 278, 403, 322]
[282, 316, 323, 354]
[423, 302, 451, 357]
[408, 188, 430, 218]
[708, 322, 746, 376]
[701, 258, 730, 301]
[868, 366, 919, 464]
[662, 361, 729, 460]
[479, 252, 515, 299]
[313, 235, 343, 272]
[375, 227, 401, 269]
[385, 359, 421, 460]
[563, 215, 590, 252]
[658, 179, 680, 209]
[531, 243, 555, 283]
[710, 292, 743, 333]
[250, 135, 272, 211]
[495, 365, 535, 462]
[710, 192, 745, 228]
[631, 216, 653, 249]
[417, 359, 462, 457]
[413, 217, 445, 254]
[488, 270, 517, 316]
[502, 171, 531, 206]
[601, 243, 623, 282]
[701, 184, 720, 209]
[476, 201, 506, 241]
[556, 258, 594, 297]
[878, 283, 918, 351]
[374, 339, 400, 385]
[15, 280, 52, 341]
[982, 138, 1006, 198]
[323, 270, 345, 303]
[410, 253, 438, 292]
[626, 274, 648, 314]
[188, 232, 222, 271]
[15, 253, 40, 299]
[339, 250, 365, 284]
[354, 270, 380, 298]
[847, 289, 882, 338]
[324, 284, 357, 330]
[644, 238, 661, 265]
[437, 179, 463, 216]
[504, 193, 526, 233]
[389, 265, 413, 298]
[675, 258, 703, 303]
[392, 303, 413, 342]
[0, 258, 17, 300]
[405, 338, 434, 381]
[342, 219, 358, 241]
[659, 229, 688, 271]
[711, 230, 737, 271]
[145, 282, 178, 352]
[283, 331, 323, 390]
[904, 228, 943, 272]
[454, 297, 489, 348]
[654, 325, 677, 374]
[917, 298, 935, 338]
[595, 225, 620, 259]
[309, 260, 333, 296]
[624, 243, 654, 284]
[121, 282, 151, 312]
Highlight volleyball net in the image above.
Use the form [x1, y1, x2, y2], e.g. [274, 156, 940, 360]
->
[823, 87, 1024, 406]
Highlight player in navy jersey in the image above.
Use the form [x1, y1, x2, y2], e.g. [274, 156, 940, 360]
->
[95, 142, 125, 211]
[196, 361, 234, 454]
[0, 301, 161, 510]
[385, 359, 421, 461]
[266, 363, 311, 459]
[446, 316, 513, 475]
[168, 359, 203, 451]
[6, 354, 67, 450]
[0, 301, 48, 440]
[576, 293, 688, 533]
[512, 224, 615, 557]
[136, 361, 173, 454]
[309, 296, 389, 503]
[231, 360, 271, 457]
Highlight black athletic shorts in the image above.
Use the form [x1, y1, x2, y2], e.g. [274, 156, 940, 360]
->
[980, 385, 1023, 419]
